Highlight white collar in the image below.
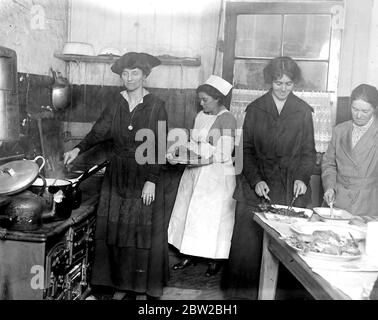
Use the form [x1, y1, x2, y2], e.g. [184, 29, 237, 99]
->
[120, 88, 149, 106]
[352, 116, 375, 131]
[203, 108, 228, 116]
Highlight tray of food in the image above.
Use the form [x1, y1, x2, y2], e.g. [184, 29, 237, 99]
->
[258, 204, 313, 224]
[290, 222, 366, 242]
[312, 207, 354, 224]
[166, 146, 202, 164]
[284, 230, 363, 262]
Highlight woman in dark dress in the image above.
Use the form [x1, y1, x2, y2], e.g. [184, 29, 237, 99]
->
[222, 56, 316, 299]
[63, 52, 170, 299]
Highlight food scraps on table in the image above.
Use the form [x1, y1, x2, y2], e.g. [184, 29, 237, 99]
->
[258, 202, 307, 218]
[286, 230, 361, 256]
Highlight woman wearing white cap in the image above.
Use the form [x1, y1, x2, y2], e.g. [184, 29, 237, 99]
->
[167, 75, 237, 277]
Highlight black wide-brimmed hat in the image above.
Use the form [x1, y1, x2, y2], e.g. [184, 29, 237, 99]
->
[111, 52, 161, 76]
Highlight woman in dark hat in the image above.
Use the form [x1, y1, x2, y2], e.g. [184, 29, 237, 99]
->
[64, 52, 169, 299]
[222, 56, 316, 299]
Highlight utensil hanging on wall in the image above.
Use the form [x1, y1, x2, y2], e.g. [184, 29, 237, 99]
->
[51, 68, 71, 111]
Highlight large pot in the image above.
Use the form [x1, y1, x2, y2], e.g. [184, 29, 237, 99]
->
[30, 160, 109, 222]
[0, 156, 45, 195]
[0, 159, 108, 231]
[0, 156, 46, 230]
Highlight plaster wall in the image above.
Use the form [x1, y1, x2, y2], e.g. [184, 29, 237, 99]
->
[0, 0, 68, 76]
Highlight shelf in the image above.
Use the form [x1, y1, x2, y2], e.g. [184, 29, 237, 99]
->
[54, 53, 201, 67]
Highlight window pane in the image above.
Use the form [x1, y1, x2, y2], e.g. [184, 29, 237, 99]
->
[236, 15, 282, 58]
[296, 61, 328, 91]
[233, 59, 271, 90]
[233, 59, 328, 91]
[283, 15, 331, 59]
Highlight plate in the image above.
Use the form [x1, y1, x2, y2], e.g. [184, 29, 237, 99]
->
[290, 222, 366, 242]
[285, 241, 362, 262]
[262, 205, 313, 224]
[313, 207, 354, 224]
[301, 250, 362, 262]
[166, 153, 202, 165]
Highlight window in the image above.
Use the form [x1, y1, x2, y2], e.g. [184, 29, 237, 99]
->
[222, 1, 344, 92]
[224, 2, 344, 153]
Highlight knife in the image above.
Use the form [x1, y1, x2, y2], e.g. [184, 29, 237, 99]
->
[288, 194, 297, 210]
[330, 201, 334, 218]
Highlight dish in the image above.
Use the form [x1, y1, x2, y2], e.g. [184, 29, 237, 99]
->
[62, 42, 95, 56]
[290, 222, 366, 242]
[97, 47, 121, 57]
[285, 240, 362, 262]
[313, 207, 354, 224]
[166, 153, 202, 165]
[262, 205, 313, 224]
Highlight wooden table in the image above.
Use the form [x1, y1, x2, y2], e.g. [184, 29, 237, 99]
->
[254, 213, 351, 300]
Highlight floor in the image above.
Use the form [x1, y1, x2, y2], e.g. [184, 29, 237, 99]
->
[161, 252, 226, 300]
[88, 245, 314, 301]
[89, 246, 226, 300]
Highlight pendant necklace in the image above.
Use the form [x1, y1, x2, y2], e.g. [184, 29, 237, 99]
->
[128, 106, 137, 131]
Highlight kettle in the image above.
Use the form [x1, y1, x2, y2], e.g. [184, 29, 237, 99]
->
[51, 68, 71, 111]
[0, 190, 45, 231]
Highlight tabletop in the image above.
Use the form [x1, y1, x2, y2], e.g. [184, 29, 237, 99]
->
[254, 212, 378, 300]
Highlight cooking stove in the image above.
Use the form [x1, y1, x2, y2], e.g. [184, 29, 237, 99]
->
[0, 190, 101, 300]
[43, 210, 96, 300]
[0, 152, 106, 299]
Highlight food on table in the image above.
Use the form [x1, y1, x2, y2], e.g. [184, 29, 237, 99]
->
[258, 202, 307, 218]
[286, 230, 361, 256]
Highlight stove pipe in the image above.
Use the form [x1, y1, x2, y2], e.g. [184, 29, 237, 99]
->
[0, 46, 19, 142]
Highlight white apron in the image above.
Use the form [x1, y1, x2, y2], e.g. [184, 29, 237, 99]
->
[168, 110, 236, 259]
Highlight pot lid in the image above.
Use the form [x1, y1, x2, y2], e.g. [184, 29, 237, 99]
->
[0, 160, 41, 195]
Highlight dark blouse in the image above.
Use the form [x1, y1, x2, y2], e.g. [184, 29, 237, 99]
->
[234, 90, 316, 206]
[76, 92, 168, 186]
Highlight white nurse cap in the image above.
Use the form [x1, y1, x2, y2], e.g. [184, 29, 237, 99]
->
[204, 75, 233, 96]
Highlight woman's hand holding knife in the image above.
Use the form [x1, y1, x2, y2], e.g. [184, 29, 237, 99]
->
[323, 188, 336, 217]
[293, 180, 307, 198]
[255, 181, 271, 201]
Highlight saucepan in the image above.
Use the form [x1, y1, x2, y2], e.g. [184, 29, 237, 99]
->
[30, 160, 109, 221]
[0, 160, 109, 230]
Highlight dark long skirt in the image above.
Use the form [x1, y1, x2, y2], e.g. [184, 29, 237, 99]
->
[90, 167, 181, 298]
[221, 201, 263, 300]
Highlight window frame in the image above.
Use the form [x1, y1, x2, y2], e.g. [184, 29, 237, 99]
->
[222, 1, 344, 92]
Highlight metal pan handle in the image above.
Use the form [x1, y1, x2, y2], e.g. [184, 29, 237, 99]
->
[71, 160, 109, 188]
[33, 156, 46, 172]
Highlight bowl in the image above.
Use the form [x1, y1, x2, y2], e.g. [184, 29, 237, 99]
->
[290, 222, 366, 242]
[313, 207, 354, 224]
[97, 47, 121, 57]
[62, 42, 95, 56]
